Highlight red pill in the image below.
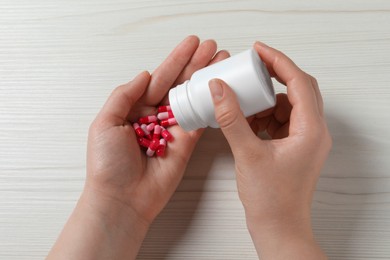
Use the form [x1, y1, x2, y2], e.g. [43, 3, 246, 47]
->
[157, 111, 174, 120]
[149, 139, 160, 150]
[161, 127, 174, 142]
[139, 115, 158, 124]
[157, 105, 171, 113]
[146, 139, 159, 157]
[146, 148, 155, 157]
[137, 137, 151, 148]
[156, 139, 167, 157]
[153, 125, 161, 140]
[146, 123, 155, 132]
[160, 118, 177, 127]
[140, 124, 152, 140]
[133, 123, 144, 137]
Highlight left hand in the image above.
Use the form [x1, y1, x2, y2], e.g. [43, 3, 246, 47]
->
[85, 36, 230, 225]
[47, 36, 230, 260]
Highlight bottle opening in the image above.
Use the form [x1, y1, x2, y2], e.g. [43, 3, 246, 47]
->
[168, 81, 206, 132]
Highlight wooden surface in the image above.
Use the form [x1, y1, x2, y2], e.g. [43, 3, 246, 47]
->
[1, 0, 390, 259]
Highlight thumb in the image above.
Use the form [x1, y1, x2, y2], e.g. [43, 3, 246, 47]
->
[209, 79, 258, 153]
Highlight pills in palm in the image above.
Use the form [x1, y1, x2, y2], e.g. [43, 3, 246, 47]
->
[133, 105, 177, 157]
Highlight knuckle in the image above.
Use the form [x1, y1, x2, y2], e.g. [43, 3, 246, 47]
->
[111, 84, 126, 97]
[273, 52, 283, 67]
[311, 76, 318, 86]
[216, 105, 241, 128]
[296, 72, 311, 82]
[306, 122, 332, 151]
[152, 73, 170, 88]
[306, 73, 319, 86]
[88, 119, 100, 136]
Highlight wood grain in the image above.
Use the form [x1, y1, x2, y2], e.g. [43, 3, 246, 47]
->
[1, 0, 390, 259]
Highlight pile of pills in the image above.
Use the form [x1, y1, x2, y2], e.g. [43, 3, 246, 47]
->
[133, 105, 177, 157]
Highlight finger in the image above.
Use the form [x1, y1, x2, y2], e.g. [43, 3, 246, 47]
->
[266, 116, 281, 138]
[250, 93, 291, 136]
[144, 35, 200, 105]
[250, 115, 271, 134]
[209, 79, 263, 154]
[273, 93, 292, 125]
[173, 39, 217, 86]
[159, 49, 230, 105]
[253, 42, 320, 122]
[96, 71, 150, 127]
[272, 121, 290, 139]
[208, 50, 230, 65]
[308, 74, 324, 116]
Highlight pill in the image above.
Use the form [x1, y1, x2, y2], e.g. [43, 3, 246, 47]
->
[157, 105, 171, 113]
[133, 123, 144, 137]
[146, 148, 155, 157]
[146, 139, 160, 157]
[149, 139, 160, 150]
[139, 115, 158, 124]
[146, 123, 155, 132]
[161, 127, 174, 142]
[156, 139, 167, 157]
[137, 137, 151, 148]
[153, 125, 161, 140]
[140, 124, 152, 140]
[133, 109, 176, 157]
[160, 118, 177, 127]
[157, 111, 174, 120]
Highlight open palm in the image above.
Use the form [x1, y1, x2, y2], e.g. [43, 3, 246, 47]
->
[85, 36, 229, 224]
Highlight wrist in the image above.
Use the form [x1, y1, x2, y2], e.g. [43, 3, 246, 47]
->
[48, 187, 150, 260]
[78, 187, 151, 257]
[80, 187, 151, 236]
[246, 214, 314, 242]
[246, 215, 326, 259]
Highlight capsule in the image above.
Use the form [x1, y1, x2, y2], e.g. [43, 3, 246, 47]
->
[157, 111, 174, 120]
[146, 148, 155, 157]
[156, 139, 167, 157]
[137, 137, 151, 148]
[133, 123, 144, 137]
[157, 105, 171, 113]
[146, 139, 160, 157]
[153, 125, 161, 140]
[146, 123, 156, 132]
[160, 118, 177, 127]
[161, 127, 174, 142]
[139, 115, 158, 124]
[140, 124, 152, 140]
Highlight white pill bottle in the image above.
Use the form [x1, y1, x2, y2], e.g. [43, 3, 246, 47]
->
[168, 48, 276, 131]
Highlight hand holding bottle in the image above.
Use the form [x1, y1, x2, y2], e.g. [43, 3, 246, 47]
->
[209, 42, 331, 259]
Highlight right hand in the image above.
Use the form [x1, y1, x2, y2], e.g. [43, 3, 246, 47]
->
[209, 42, 331, 259]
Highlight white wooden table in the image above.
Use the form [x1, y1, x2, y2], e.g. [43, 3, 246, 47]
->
[1, 1, 390, 259]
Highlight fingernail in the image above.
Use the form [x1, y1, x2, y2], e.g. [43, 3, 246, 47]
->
[209, 79, 223, 100]
[255, 41, 269, 48]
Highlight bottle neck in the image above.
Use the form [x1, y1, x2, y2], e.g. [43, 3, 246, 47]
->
[168, 80, 206, 132]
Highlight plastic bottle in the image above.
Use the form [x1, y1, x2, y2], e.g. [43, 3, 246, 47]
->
[168, 48, 275, 131]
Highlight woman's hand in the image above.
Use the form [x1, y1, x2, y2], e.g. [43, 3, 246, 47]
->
[47, 36, 229, 260]
[209, 42, 331, 259]
[86, 35, 229, 224]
